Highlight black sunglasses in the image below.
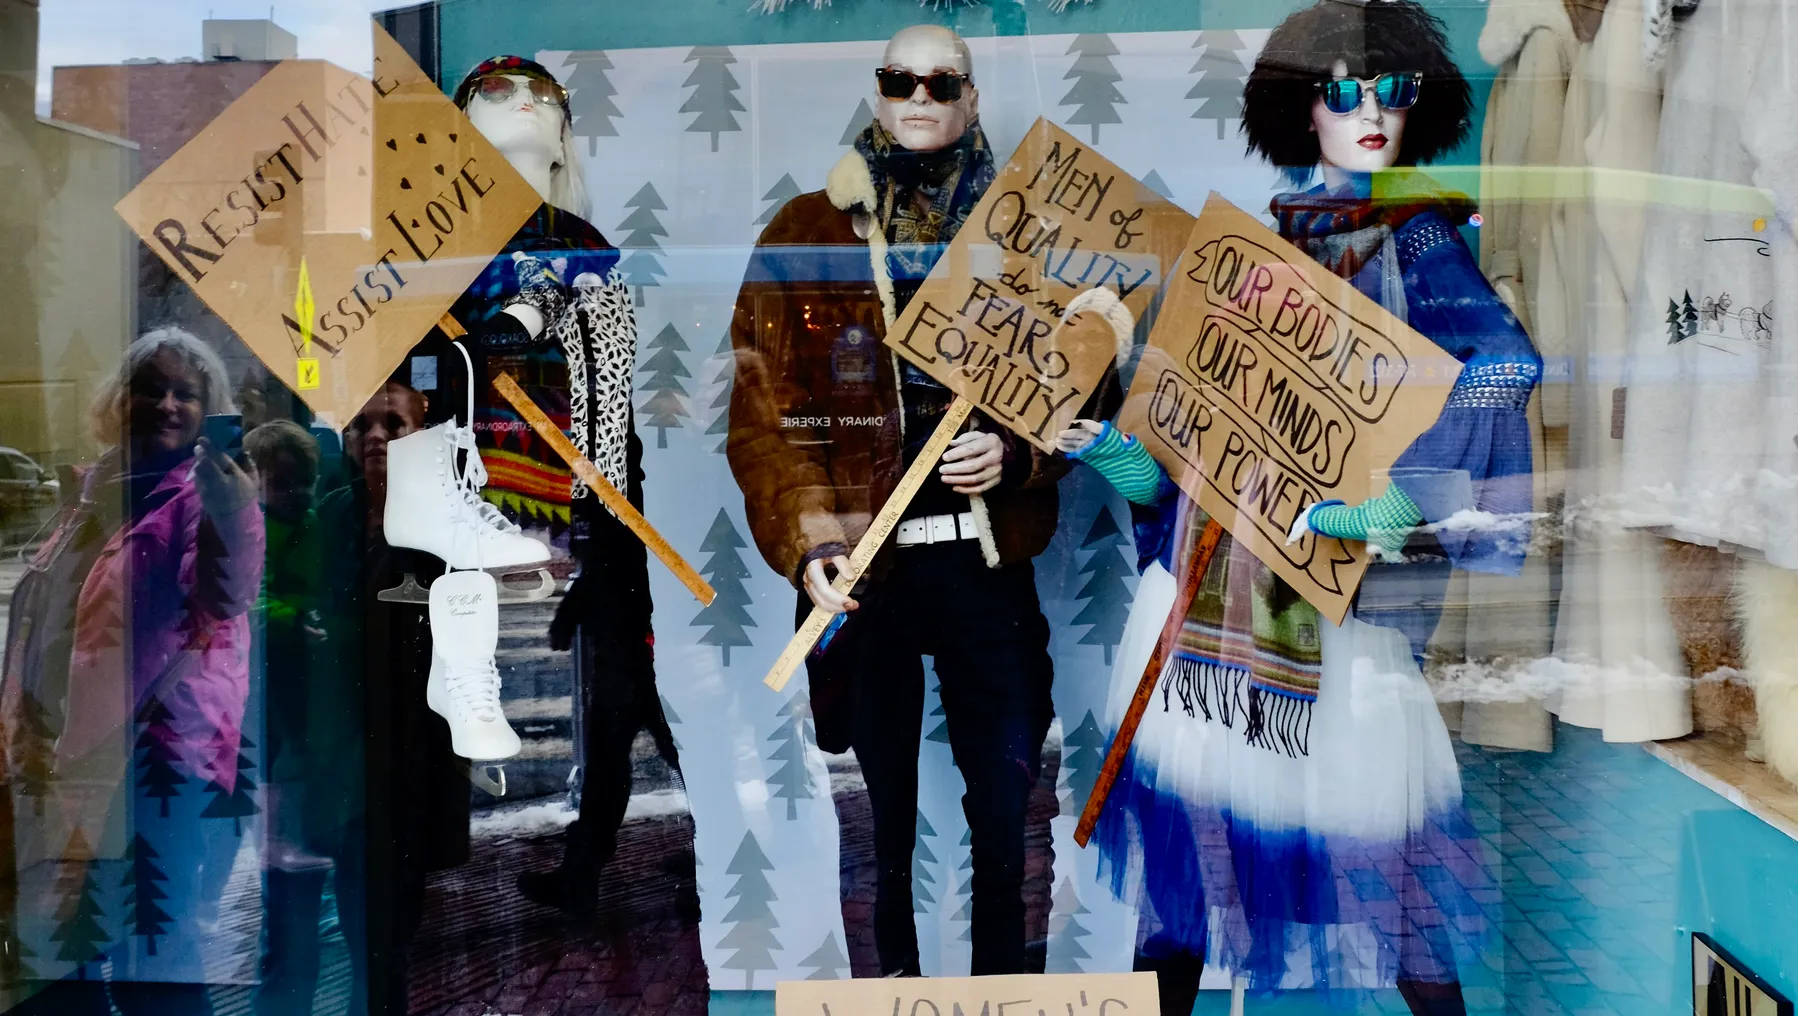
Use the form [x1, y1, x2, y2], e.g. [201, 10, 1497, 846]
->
[475, 74, 567, 108]
[875, 67, 969, 103]
[1314, 72, 1422, 115]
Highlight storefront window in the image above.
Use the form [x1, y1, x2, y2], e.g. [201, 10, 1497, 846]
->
[4, 0, 1797, 1013]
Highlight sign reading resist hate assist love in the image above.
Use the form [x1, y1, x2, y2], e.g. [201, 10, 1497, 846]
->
[1120, 194, 1459, 624]
[114, 24, 540, 423]
[883, 118, 1193, 452]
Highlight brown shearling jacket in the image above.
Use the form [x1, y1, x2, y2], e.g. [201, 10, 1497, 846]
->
[725, 150, 1073, 588]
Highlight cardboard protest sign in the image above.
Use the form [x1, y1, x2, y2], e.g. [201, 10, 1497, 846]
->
[1119, 194, 1460, 623]
[775, 972, 1157, 1016]
[883, 118, 1193, 452]
[115, 25, 541, 423]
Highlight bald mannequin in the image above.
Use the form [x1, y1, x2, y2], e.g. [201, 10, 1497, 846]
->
[876, 25, 980, 153]
[728, 21, 1060, 980]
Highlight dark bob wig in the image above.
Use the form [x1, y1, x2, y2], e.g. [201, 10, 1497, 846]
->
[1242, 0, 1472, 177]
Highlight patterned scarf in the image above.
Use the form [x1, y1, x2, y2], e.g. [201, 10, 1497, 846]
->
[852, 117, 996, 304]
[1163, 173, 1474, 758]
[462, 205, 630, 529]
[1164, 512, 1324, 758]
[1271, 172, 1475, 324]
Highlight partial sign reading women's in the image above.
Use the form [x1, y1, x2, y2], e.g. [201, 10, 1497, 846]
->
[1119, 194, 1460, 623]
[884, 118, 1193, 451]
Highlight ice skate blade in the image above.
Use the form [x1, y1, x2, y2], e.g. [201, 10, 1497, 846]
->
[378, 569, 556, 604]
[470, 764, 508, 798]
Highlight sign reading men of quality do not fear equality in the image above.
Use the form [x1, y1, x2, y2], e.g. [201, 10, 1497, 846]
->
[884, 118, 1194, 451]
[114, 25, 541, 423]
[1120, 194, 1460, 624]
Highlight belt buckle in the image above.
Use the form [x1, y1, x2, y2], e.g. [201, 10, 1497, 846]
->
[929, 515, 957, 543]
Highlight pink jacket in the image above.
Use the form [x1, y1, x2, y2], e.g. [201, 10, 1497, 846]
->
[57, 457, 265, 795]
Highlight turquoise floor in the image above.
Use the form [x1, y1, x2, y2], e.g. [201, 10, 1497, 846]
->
[713, 723, 1798, 1015]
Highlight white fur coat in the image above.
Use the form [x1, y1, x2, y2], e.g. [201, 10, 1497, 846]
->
[1547, 0, 1693, 742]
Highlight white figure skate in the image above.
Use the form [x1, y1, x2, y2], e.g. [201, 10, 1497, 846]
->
[426, 569, 522, 760]
[384, 419, 551, 571]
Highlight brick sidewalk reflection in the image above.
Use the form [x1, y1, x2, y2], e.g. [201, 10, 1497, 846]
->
[406, 761, 1060, 1015]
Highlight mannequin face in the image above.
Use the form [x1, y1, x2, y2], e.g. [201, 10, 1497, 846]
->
[1310, 60, 1409, 178]
[465, 74, 565, 164]
[875, 26, 978, 153]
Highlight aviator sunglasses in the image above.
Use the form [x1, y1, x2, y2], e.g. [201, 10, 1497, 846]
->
[1315, 72, 1422, 115]
[474, 74, 567, 108]
[875, 67, 969, 103]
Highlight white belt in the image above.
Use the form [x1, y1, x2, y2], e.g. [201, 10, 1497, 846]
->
[895, 512, 977, 547]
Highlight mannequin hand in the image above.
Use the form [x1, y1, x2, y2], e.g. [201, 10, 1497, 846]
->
[192, 438, 257, 520]
[939, 431, 1005, 494]
[1289, 486, 1422, 556]
[1285, 501, 1336, 545]
[472, 309, 536, 348]
[1054, 419, 1104, 455]
[803, 555, 858, 615]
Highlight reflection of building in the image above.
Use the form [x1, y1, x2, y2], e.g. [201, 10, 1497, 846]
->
[202, 18, 298, 62]
[0, 0, 136, 471]
[48, 18, 305, 426]
[50, 19, 292, 174]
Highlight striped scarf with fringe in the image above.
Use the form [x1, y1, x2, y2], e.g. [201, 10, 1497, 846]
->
[1160, 510, 1324, 758]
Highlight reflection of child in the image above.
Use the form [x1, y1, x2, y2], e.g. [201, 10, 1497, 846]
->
[244, 420, 326, 872]
[1066, 3, 1542, 1014]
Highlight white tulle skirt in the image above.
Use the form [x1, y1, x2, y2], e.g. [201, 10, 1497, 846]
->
[1093, 562, 1490, 992]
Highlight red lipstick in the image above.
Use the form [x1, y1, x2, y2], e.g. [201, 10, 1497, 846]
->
[1358, 133, 1388, 150]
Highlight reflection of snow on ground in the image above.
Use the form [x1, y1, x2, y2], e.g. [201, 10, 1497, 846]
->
[472, 790, 696, 840]
[1426, 655, 1731, 704]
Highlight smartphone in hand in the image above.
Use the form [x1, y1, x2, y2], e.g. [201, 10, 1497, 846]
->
[201, 413, 244, 456]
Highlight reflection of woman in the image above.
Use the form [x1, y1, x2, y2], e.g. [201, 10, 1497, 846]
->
[1065, 4, 1540, 1014]
[4, 328, 263, 1015]
[307, 378, 467, 1016]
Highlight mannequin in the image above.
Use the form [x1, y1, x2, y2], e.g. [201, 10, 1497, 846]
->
[726, 25, 1078, 976]
[1061, 4, 1539, 1014]
[418, 55, 683, 915]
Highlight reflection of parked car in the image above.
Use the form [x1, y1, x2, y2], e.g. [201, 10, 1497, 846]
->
[0, 447, 60, 543]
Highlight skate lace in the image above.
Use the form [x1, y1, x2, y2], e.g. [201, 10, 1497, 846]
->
[446, 424, 523, 535]
[444, 657, 504, 723]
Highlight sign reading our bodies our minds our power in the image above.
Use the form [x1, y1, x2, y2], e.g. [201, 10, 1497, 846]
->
[1121, 194, 1459, 623]
[114, 24, 541, 423]
[883, 118, 1193, 451]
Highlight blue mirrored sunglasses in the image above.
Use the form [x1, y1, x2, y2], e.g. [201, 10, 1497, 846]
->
[1315, 72, 1422, 115]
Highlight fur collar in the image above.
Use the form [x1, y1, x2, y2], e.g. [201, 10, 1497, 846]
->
[1479, 0, 1576, 66]
[826, 149, 876, 215]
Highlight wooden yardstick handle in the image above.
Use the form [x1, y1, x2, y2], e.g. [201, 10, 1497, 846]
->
[492, 372, 716, 606]
[761, 397, 977, 692]
[1073, 518, 1223, 847]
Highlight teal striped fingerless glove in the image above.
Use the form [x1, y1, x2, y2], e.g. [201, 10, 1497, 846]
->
[1307, 482, 1424, 556]
[1069, 422, 1165, 505]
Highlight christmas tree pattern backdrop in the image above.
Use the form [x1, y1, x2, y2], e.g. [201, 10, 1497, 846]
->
[538, 27, 1280, 989]
[12, 648, 267, 989]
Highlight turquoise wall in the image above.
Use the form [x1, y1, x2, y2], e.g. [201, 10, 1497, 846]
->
[432, 0, 1497, 176]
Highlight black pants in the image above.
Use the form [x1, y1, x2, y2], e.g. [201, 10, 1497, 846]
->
[849, 541, 1053, 976]
[557, 489, 667, 877]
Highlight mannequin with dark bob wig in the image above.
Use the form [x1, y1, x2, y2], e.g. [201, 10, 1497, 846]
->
[1057, 3, 1543, 1015]
[1243, 0, 1473, 180]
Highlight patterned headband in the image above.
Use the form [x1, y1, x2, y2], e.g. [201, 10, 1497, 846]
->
[452, 55, 564, 109]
